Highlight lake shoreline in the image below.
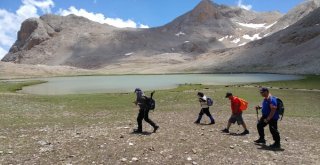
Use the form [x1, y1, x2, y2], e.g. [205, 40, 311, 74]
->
[15, 74, 303, 95]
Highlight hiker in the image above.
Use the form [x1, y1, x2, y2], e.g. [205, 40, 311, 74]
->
[133, 88, 159, 133]
[221, 92, 249, 135]
[254, 87, 281, 148]
[194, 92, 215, 125]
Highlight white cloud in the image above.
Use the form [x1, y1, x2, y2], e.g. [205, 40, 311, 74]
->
[58, 6, 149, 29]
[0, 0, 54, 60]
[139, 24, 149, 28]
[237, 0, 252, 10]
[22, 0, 54, 13]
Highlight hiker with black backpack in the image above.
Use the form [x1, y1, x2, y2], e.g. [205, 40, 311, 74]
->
[254, 87, 281, 149]
[221, 92, 249, 135]
[133, 88, 159, 133]
[194, 92, 215, 125]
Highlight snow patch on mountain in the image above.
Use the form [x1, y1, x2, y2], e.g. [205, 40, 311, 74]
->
[175, 31, 186, 37]
[236, 22, 266, 29]
[243, 34, 262, 41]
[231, 38, 241, 44]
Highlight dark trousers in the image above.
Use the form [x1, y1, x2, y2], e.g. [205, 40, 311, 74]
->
[196, 108, 214, 122]
[257, 117, 281, 144]
[137, 108, 157, 131]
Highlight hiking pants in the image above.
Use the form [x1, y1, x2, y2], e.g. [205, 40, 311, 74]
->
[137, 108, 157, 131]
[257, 117, 280, 144]
[196, 108, 215, 123]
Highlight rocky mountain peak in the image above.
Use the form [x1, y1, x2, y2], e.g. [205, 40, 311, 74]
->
[8, 18, 55, 55]
[190, 0, 221, 22]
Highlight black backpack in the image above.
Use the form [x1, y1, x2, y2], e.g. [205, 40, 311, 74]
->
[147, 98, 156, 110]
[276, 98, 285, 120]
[144, 91, 156, 110]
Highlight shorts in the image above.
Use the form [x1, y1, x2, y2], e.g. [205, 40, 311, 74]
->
[229, 113, 244, 125]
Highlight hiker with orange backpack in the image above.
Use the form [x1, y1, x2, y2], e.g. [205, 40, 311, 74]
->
[221, 92, 249, 135]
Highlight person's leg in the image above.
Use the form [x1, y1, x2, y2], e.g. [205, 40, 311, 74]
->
[238, 113, 248, 131]
[255, 117, 268, 143]
[269, 120, 281, 146]
[195, 109, 204, 123]
[227, 121, 232, 129]
[143, 109, 157, 127]
[203, 108, 215, 124]
[136, 109, 144, 132]
[144, 108, 159, 133]
[235, 114, 249, 135]
[222, 116, 233, 133]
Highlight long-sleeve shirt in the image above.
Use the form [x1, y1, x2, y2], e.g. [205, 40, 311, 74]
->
[136, 91, 147, 109]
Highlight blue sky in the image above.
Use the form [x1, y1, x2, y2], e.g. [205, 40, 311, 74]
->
[1, 0, 305, 27]
[0, 0, 305, 59]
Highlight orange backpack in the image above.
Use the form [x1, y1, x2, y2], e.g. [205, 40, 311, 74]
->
[238, 97, 248, 111]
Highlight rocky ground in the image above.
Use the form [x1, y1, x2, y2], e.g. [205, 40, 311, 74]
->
[1, 77, 319, 164]
[1, 108, 319, 164]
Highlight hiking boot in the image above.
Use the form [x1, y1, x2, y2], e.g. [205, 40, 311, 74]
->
[133, 129, 142, 133]
[194, 121, 200, 124]
[254, 138, 266, 144]
[221, 128, 229, 133]
[269, 142, 281, 149]
[240, 130, 249, 135]
[153, 126, 159, 133]
[209, 121, 215, 125]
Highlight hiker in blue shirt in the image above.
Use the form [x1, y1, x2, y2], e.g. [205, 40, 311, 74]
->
[254, 87, 281, 149]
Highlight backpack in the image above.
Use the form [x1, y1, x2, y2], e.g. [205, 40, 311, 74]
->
[238, 97, 248, 111]
[276, 97, 285, 120]
[147, 97, 156, 110]
[207, 97, 214, 106]
[144, 91, 156, 110]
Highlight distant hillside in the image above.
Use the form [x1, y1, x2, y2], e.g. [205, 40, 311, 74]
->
[2, 0, 320, 74]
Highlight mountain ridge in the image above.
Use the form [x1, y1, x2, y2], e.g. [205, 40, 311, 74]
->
[2, 0, 319, 74]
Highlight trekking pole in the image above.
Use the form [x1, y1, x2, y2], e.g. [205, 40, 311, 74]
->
[256, 106, 259, 123]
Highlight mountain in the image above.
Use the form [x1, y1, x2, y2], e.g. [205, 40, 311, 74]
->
[1, 0, 319, 74]
[262, 0, 320, 36]
[2, 0, 280, 68]
[188, 6, 320, 74]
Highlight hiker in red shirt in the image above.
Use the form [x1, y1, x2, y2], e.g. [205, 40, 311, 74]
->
[221, 92, 249, 135]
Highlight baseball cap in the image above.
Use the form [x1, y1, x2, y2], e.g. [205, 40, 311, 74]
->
[260, 87, 269, 93]
[134, 88, 141, 93]
[225, 92, 233, 98]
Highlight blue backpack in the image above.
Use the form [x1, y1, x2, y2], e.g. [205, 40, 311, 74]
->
[207, 97, 214, 106]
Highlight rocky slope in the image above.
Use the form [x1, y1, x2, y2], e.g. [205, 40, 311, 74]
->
[188, 7, 320, 74]
[1, 0, 319, 74]
[2, 0, 280, 68]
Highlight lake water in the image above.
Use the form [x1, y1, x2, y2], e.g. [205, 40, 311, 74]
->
[19, 74, 302, 95]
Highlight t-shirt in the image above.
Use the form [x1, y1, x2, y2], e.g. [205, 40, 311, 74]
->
[262, 96, 279, 120]
[199, 95, 209, 108]
[231, 97, 241, 114]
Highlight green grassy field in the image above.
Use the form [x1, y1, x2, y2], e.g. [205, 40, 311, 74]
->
[0, 80, 46, 93]
[252, 75, 320, 90]
[1, 76, 320, 164]
[0, 76, 319, 129]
